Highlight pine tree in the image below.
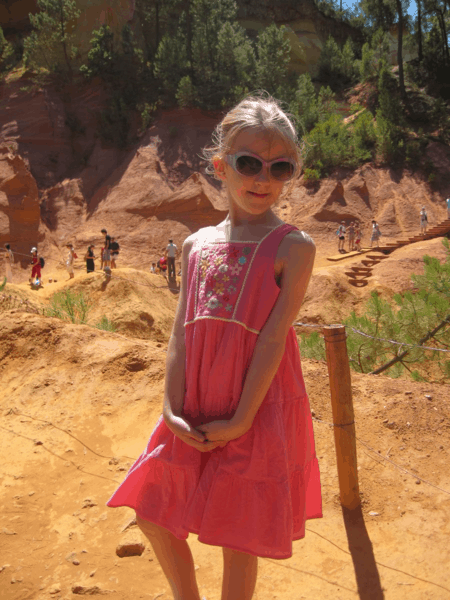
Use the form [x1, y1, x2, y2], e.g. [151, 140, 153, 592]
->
[255, 23, 291, 98]
[23, 0, 81, 77]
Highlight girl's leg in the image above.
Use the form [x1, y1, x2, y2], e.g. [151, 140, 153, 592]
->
[221, 547, 258, 600]
[136, 515, 202, 600]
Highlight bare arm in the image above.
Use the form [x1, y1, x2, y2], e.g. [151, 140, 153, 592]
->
[197, 232, 316, 442]
[162, 239, 192, 421]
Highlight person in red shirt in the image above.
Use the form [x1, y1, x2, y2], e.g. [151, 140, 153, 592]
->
[30, 247, 41, 284]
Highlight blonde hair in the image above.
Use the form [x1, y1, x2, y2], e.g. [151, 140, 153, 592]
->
[202, 92, 303, 186]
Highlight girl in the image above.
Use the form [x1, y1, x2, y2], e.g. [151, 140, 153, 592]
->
[85, 244, 95, 273]
[4, 243, 13, 283]
[65, 244, 75, 279]
[107, 93, 323, 600]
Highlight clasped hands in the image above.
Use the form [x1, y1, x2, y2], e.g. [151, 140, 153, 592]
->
[164, 412, 248, 453]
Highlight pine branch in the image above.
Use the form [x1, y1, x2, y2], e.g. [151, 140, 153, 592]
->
[369, 314, 450, 375]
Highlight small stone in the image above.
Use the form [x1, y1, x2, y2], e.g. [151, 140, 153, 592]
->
[49, 584, 61, 594]
[415, 479, 421, 485]
[71, 584, 112, 595]
[383, 418, 389, 424]
[82, 499, 97, 509]
[2, 528, 16, 535]
[28, 491, 35, 496]
[73, 559, 80, 566]
[89, 570, 96, 578]
[311, 410, 315, 417]
[116, 531, 145, 558]
[369, 511, 380, 516]
[194, 564, 200, 571]
[108, 458, 119, 465]
[406, 422, 411, 427]
[404, 391, 412, 395]
[34, 440, 43, 446]
[424, 394, 432, 400]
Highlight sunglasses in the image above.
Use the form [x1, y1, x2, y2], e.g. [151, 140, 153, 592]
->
[224, 152, 297, 182]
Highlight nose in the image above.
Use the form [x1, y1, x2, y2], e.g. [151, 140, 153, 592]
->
[255, 165, 270, 183]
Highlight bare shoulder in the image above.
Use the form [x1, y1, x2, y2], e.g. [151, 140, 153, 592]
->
[279, 230, 316, 259]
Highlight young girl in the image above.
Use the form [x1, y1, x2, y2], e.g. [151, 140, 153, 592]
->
[107, 93, 323, 600]
[370, 220, 382, 248]
[336, 221, 346, 252]
[355, 223, 362, 252]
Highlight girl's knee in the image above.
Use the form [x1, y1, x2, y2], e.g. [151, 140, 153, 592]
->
[135, 514, 174, 539]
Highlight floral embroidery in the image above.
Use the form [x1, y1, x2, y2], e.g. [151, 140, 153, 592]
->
[196, 242, 256, 318]
[230, 264, 242, 276]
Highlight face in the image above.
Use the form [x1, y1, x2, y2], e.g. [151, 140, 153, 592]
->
[214, 128, 295, 217]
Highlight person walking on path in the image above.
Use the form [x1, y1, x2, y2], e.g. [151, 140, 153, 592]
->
[347, 221, 355, 252]
[420, 206, 428, 235]
[447, 197, 450, 219]
[85, 244, 96, 273]
[370, 220, 381, 248]
[65, 244, 75, 279]
[166, 239, 178, 278]
[336, 221, 346, 253]
[3, 243, 13, 283]
[106, 93, 323, 600]
[101, 229, 111, 270]
[30, 247, 41, 285]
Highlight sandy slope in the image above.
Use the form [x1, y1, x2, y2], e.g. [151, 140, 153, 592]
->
[1, 262, 449, 599]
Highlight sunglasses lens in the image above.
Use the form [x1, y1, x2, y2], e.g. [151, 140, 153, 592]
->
[270, 161, 295, 181]
[235, 155, 263, 176]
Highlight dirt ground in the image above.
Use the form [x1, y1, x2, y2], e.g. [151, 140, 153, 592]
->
[1, 236, 450, 600]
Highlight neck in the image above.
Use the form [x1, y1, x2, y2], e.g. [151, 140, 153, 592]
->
[227, 201, 280, 229]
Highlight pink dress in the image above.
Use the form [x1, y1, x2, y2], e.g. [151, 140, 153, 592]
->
[107, 223, 323, 559]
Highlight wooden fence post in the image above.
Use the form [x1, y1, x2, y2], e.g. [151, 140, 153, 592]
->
[323, 324, 361, 510]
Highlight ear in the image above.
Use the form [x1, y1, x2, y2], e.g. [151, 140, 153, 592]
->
[213, 156, 226, 181]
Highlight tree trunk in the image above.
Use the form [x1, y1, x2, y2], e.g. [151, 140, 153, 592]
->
[185, 0, 193, 77]
[395, 0, 406, 100]
[155, 1, 160, 51]
[417, 0, 423, 62]
[437, 9, 450, 65]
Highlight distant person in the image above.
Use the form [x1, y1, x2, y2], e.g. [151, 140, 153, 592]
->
[101, 229, 111, 269]
[355, 224, 362, 252]
[3, 243, 13, 283]
[336, 221, 346, 253]
[420, 206, 428, 235]
[166, 239, 178, 278]
[85, 244, 95, 273]
[66, 244, 75, 279]
[30, 247, 41, 285]
[110, 237, 120, 269]
[150, 262, 157, 273]
[370, 220, 382, 248]
[158, 255, 167, 275]
[447, 197, 450, 219]
[347, 221, 355, 252]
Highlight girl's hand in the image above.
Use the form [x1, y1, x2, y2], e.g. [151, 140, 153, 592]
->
[196, 420, 247, 444]
[164, 413, 228, 453]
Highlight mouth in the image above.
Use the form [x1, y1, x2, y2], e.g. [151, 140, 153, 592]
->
[248, 191, 269, 198]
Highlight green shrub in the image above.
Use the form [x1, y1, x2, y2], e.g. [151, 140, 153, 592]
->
[95, 315, 117, 332]
[303, 167, 322, 183]
[0, 276, 6, 291]
[45, 290, 92, 324]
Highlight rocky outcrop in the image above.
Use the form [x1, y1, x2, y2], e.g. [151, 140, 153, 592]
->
[0, 147, 41, 263]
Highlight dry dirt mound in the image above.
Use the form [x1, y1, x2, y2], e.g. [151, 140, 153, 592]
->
[0, 312, 449, 599]
[1, 268, 179, 342]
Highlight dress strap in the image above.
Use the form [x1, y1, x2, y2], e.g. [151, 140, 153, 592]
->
[257, 223, 299, 255]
